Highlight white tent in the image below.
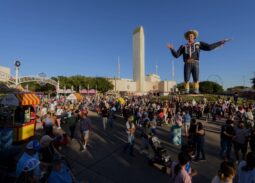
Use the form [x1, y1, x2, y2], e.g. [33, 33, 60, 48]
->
[66, 94, 76, 101]
[0, 94, 19, 106]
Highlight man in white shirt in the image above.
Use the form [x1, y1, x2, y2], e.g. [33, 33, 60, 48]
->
[123, 116, 136, 156]
[55, 106, 63, 129]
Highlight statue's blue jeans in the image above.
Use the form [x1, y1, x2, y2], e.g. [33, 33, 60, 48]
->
[184, 61, 199, 83]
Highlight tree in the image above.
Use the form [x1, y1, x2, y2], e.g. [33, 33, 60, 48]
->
[251, 77, 255, 89]
[56, 75, 113, 93]
[176, 81, 224, 94]
[95, 77, 114, 93]
[199, 81, 224, 94]
[176, 83, 184, 91]
[21, 82, 56, 93]
[19, 75, 114, 93]
[226, 86, 249, 93]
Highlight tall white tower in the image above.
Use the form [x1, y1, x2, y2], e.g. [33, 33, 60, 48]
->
[133, 26, 145, 92]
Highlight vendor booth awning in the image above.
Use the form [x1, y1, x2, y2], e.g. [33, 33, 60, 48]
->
[15, 93, 40, 105]
[79, 89, 87, 94]
[80, 89, 97, 94]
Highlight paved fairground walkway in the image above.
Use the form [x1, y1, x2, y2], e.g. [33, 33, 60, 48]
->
[0, 109, 237, 182]
[33, 110, 227, 183]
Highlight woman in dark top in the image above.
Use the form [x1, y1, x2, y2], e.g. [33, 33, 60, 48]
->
[188, 118, 197, 157]
[194, 122, 206, 162]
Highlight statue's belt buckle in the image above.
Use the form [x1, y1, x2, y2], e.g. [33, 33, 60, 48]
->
[186, 59, 198, 64]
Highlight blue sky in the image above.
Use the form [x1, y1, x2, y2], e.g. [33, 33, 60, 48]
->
[0, 0, 254, 89]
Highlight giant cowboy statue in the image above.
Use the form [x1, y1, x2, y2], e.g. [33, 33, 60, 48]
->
[167, 30, 229, 94]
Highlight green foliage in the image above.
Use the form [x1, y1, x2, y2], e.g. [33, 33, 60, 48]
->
[160, 94, 254, 104]
[176, 82, 184, 91]
[251, 78, 255, 89]
[21, 75, 113, 93]
[199, 81, 224, 94]
[177, 81, 224, 94]
[57, 75, 113, 93]
[226, 86, 249, 93]
[21, 82, 55, 92]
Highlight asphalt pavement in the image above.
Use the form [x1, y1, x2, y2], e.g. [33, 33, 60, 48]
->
[56, 112, 226, 183]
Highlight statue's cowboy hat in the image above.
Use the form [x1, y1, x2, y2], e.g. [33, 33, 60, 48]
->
[184, 30, 199, 40]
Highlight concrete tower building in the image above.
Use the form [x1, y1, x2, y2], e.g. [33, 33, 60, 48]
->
[133, 26, 145, 92]
[108, 26, 176, 95]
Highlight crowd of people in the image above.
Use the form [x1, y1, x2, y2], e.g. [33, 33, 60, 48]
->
[9, 96, 93, 183]
[4, 93, 255, 183]
[94, 94, 255, 183]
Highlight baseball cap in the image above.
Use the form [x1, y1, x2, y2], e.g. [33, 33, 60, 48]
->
[26, 140, 40, 151]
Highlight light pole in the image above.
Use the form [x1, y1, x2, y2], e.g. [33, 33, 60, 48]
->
[14, 60, 21, 86]
[114, 76, 117, 92]
[57, 80, 60, 93]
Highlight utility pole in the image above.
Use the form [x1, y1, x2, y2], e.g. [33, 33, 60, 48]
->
[114, 76, 117, 92]
[167, 72, 169, 93]
[172, 60, 174, 81]
[155, 64, 158, 75]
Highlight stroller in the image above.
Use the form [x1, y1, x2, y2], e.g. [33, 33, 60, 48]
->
[148, 135, 171, 172]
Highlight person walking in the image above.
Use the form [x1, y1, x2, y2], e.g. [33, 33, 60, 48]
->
[194, 122, 206, 162]
[101, 106, 109, 130]
[233, 121, 250, 163]
[55, 105, 63, 129]
[68, 110, 79, 140]
[123, 116, 136, 157]
[183, 111, 191, 137]
[79, 113, 92, 151]
[171, 112, 183, 145]
[43, 112, 54, 136]
[244, 107, 254, 128]
[108, 106, 115, 127]
[188, 118, 198, 157]
[220, 118, 235, 160]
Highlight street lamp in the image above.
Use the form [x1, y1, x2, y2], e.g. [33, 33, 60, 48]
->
[14, 60, 21, 86]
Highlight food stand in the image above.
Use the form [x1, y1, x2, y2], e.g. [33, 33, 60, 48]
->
[0, 93, 40, 145]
